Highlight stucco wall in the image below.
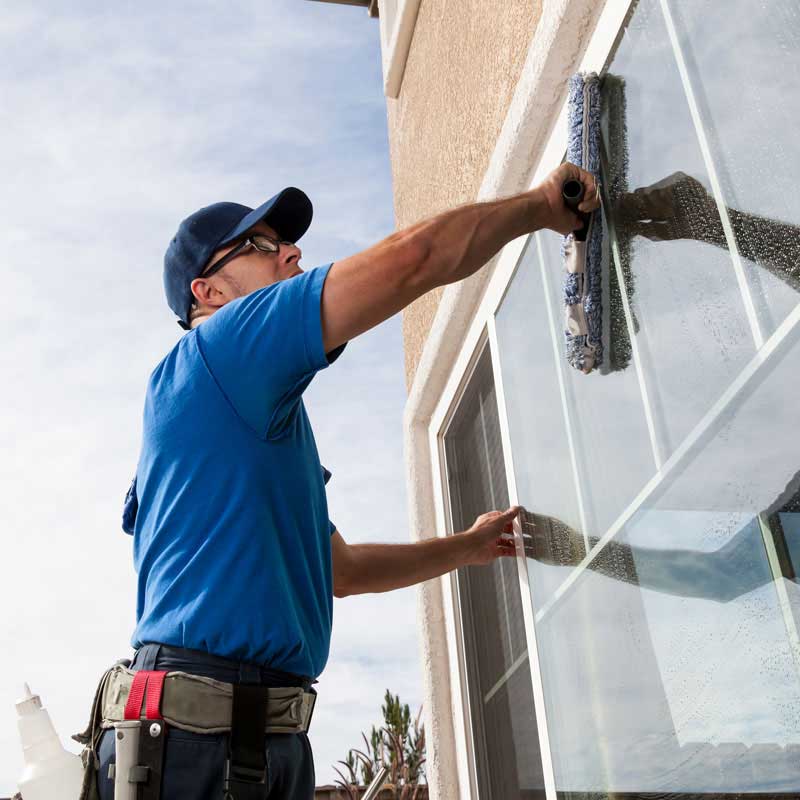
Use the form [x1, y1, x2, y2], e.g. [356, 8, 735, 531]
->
[387, 0, 543, 389]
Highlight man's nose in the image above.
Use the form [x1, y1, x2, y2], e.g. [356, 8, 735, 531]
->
[282, 243, 301, 262]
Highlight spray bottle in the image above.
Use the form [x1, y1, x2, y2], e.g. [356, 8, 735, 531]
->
[16, 683, 84, 800]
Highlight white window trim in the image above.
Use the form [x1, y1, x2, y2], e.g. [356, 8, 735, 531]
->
[428, 335, 492, 800]
[378, 0, 422, 98]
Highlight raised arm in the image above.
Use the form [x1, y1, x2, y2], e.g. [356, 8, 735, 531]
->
[320, 163, 599, 352]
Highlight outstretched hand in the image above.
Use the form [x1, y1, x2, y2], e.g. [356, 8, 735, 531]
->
[461, 506, 521, 566]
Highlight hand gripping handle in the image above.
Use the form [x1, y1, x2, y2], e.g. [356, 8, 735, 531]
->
[562, 178, 590, 242]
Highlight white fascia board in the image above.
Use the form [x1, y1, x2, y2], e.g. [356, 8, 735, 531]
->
[383, 0, 422, 98]
[402, 2, 616, 797]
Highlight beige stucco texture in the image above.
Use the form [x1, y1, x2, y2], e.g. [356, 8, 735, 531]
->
[388, 0, 543, 389]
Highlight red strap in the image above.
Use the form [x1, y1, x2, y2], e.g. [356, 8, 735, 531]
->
[124, 671, 149, 720]
[145, 670, 167, 720]
[123, 670, 169, 720]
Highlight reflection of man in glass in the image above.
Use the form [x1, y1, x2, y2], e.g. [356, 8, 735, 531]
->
[613, 171, 800, 294]
[519, 470, 800, 603]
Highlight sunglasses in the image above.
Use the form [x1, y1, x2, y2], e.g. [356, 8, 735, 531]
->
[201, 233, 294, 279]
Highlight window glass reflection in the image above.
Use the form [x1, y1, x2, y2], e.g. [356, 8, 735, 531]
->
[537, 514, 800, 796]
[601, 0, 757, 457]
[669, 0, 800, 335]
[495, 239, 587, 606]
[536, 229, 655, 537]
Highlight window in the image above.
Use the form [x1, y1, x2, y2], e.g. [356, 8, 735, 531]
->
[500, 218, 800, 795]
[430, 0, 800, 796]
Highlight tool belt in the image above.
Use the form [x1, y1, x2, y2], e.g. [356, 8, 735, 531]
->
[98, 663, 316, 734]
[74, 662, 316, 800]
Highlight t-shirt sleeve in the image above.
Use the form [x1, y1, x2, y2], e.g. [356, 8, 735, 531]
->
[323, 467, 336, 536]
[196, 264, 343, 439]
[121, 475, 138, 535]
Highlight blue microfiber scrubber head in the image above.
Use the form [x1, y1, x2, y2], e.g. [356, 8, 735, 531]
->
[563, 72, 604, 373]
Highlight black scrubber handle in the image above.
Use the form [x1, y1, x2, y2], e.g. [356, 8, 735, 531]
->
[562, 179, 590, 241]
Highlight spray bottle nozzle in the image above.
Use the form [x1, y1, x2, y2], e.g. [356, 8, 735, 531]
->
[16, 683, 43, 716]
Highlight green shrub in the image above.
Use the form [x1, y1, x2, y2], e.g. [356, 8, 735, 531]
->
[333, 690, 426, 799]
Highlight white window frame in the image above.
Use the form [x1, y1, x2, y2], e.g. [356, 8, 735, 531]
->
[424, 0, 800, 797]
[429, 333, 493, 800]
[378, 0, 421, 98]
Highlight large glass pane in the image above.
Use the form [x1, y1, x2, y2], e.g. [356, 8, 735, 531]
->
[494, 239, 585, 605]
[489, 3, 800, 796]
[442, 346, 545, 799]
[532, 317, 800, 797]
[535, 230, 656, 537]
[668, 0, 800, 336]
[602, 0, 757, 458]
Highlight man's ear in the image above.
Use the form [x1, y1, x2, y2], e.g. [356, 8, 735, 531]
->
[190, 277, 225, 309]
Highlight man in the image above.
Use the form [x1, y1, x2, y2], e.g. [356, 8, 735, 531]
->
[97, 162, 598, 799]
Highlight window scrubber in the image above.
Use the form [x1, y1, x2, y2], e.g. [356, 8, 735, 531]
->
[602, 73, 637, 373]
[563, 72, 604, 374]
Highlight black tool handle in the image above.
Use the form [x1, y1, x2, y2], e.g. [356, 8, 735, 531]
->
[562, 179, 590, 241]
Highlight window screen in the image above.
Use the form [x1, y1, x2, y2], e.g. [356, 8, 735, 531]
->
[442, 344, 546, 800]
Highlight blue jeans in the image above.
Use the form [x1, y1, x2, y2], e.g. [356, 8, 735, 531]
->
[96, 644, 316, 800]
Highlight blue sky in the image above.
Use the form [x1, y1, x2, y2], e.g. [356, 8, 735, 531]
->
[0, 1, 421, 790]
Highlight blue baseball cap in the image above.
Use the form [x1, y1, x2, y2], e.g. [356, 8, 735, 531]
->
[164, 187, 313, 328]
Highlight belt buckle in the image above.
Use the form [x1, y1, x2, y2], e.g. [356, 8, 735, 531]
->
[223, 757, 267, 798]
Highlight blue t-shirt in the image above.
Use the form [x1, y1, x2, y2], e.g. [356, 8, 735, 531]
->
[128, 264, 342, 678]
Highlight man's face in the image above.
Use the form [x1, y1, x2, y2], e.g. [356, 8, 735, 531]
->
[191, 220, 304, 310]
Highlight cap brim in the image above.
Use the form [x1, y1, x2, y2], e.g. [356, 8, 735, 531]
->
[220, 187, 312, 246]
